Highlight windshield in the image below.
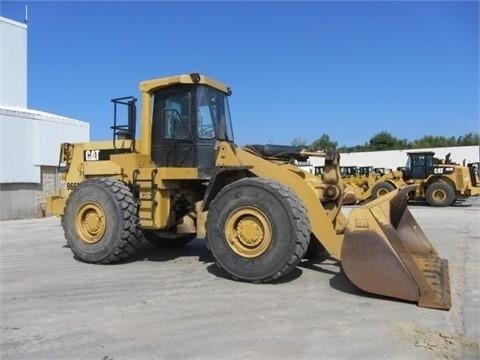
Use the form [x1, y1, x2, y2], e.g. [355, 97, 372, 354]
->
[196, 86, 234, 141]
[405, 156, 411, 171]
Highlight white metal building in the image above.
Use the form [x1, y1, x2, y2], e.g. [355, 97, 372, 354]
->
[0, 16, 26, 107]
[300, 145, 480, 173]
[0, 16, 89, 220]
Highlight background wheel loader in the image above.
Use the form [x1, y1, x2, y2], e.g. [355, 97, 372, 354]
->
[46, 73, 451, 309]
[314, 166, 363, 205]
[400, 151, 479, 206]
[352, 152, 479, 206]
[327, 166, 403, 206]
[344, 168, 404, 205]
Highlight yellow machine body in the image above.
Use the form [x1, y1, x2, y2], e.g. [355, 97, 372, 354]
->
[47, 73, 451, 309]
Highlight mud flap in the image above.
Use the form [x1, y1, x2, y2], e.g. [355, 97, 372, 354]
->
[341, 186, 451, 310]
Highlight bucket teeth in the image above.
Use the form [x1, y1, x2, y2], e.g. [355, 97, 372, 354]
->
[415, 257, 451, 310]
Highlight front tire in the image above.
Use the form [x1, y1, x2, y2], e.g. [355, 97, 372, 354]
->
[371, 181, 396, 199]
[206, 178, 310, 282]
[426, 181, 455, 207]
[63, 178, 142, 263]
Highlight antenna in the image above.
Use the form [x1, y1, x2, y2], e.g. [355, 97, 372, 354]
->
[24, 2, 28, 24]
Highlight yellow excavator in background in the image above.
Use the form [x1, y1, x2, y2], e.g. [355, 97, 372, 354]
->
[47, 73, 451, 309]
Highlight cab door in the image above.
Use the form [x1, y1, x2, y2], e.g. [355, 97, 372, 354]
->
[151, 87, 195, 167]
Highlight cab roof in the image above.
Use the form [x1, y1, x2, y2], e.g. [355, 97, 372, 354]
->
[139, 73, 230, 94]
[407, 151, 435, 156]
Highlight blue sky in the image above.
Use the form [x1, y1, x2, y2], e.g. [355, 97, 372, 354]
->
[1, 1, 478, 146]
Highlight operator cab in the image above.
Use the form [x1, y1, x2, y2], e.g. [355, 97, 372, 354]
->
[404, 152, 435, 179]
[358, 166, 374, 176]
[374, 167, 387, 175]
[340, 166, 358, 177]
[142, 73, 234, 178]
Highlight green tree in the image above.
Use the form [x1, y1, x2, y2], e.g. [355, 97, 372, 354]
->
[411, 135, 457, 148]
[399, 138, 410, 149]
[293, 131, 479, 153]
[309, 134, 338, 151]
[457, 132, 480, 146]
[368, 131, 401, 150]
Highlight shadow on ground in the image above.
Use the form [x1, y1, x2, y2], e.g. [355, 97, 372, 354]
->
[62, 236, 419, 305]
[206, 264, 303, 284]
[300, 256, 416, 306]
[128, 238, 215, 264]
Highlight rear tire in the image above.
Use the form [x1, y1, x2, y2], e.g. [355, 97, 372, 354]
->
[371, 181, 396, 199]
[143, 230, 195, 248]
[426, 181, 455, 207]
[206, 178, 310, 282]
[63, 178, 142, 263]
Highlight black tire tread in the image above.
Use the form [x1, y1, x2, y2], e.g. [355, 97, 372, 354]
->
[209, 177, 310, 282]
[63, 177, 142, 264]
[371, 181, 396, 199]
[425, 181, 456, 207]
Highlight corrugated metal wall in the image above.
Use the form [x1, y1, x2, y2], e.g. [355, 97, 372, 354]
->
[0, 16, 27, 107]
[0, 107, 90, 183]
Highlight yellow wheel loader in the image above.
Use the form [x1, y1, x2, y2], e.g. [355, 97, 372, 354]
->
[357, 169, 404, 203]
[338, 166, 399, 205]
[46, 73, 451, 309]
[404, 152, 480, 206]
[357, 152, 479, 206]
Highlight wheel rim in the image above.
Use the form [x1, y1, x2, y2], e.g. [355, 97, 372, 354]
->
[377, 188, 389, 197]
[432, 189, 446, 202]
[75, 202, 107, 244]
[224, 206, 272, 258]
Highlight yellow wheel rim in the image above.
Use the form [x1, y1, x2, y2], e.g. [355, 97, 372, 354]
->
[224, 206, 272, 258]
[75, 202, 106, 244]
[432, 189, 446, 202]
[377, 188, 389, 197]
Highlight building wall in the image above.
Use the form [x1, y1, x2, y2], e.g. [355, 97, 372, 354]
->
[0, 166, 61, 220]
[0, 108, 89, 220]
[0, 183, 41, 220]
[34, 166, 61, 214]
[0, 106, 90, 183]
[308, 145, 480, 170]
[0, 16, 27, 107]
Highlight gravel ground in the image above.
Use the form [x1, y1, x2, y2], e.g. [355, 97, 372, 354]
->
[1, 200, 479, 360]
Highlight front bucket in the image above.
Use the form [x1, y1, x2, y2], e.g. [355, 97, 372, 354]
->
[341, 186, 451, 310]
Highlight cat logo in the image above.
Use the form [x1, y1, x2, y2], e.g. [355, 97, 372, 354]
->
[433, 167, 454, 175]
[84, 149, 100, 161]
